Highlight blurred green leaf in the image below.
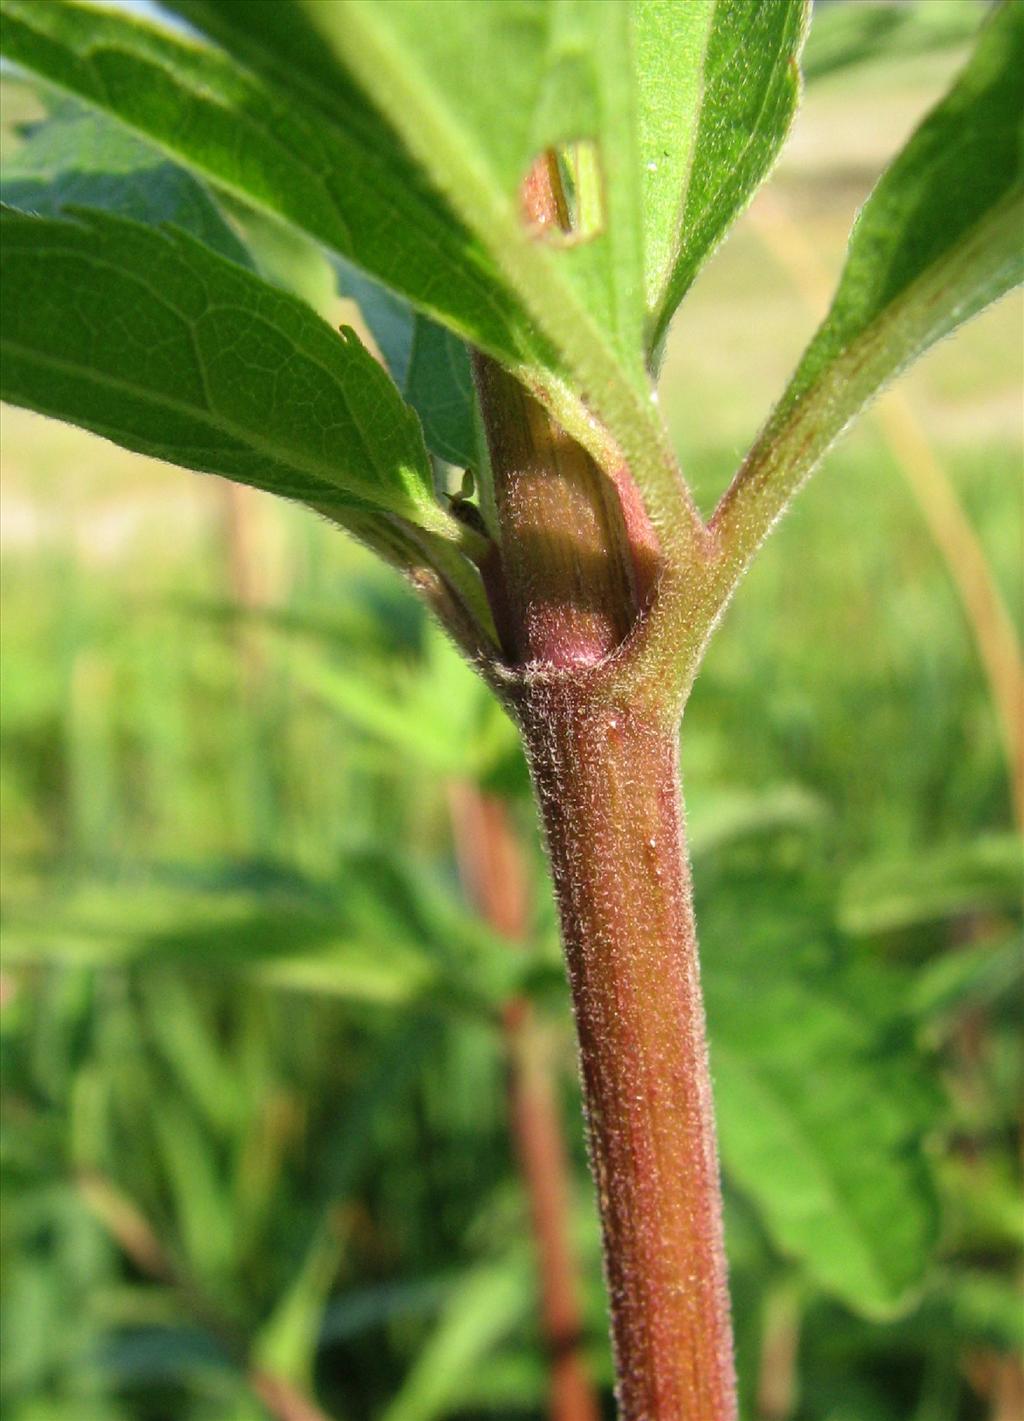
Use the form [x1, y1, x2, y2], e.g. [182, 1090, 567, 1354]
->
[95, 1326, 230, 1386]
[802, 0, 910, 83]
[319, 1276, 455, 1346]
[2, 882, 428, 1003]
[285, 626, 517, 783]
[688, 783, 827, 859]
[138, 975, 245, 1137]
[840, 835, 1023, 935]
[909, 934, 1022, 1025]
[803, 0, 986, 85]
[152, 1096, 237, 1285]
[1, 854, 523, 1012]
[0, 206, 458, 539]
[704, 885, 941, 1316]
[380, 1255, 532, 1421]
[253, 1219, 344, 1388]
[941, 1270, 1024, 1353]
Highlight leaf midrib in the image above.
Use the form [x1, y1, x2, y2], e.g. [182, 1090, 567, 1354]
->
[647, 0, 717, 320]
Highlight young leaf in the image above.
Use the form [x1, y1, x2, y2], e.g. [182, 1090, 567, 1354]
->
[714, 0, 1024, 574]
[0, 206, 454, 537]
[1, 98, 253, 267]
[638, 0, 808, 351]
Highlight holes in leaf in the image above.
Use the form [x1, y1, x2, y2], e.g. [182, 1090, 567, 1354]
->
[520, 140, 604, 246]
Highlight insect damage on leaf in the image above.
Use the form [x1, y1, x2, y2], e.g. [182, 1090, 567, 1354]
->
[520, 141, 604, 246]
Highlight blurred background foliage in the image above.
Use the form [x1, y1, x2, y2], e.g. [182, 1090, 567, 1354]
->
[1, 3, 1022, 1418]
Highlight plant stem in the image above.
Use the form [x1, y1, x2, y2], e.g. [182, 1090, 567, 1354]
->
[448, 781, 600, 1421]
[473, 353, 642, 668]
[505, 1003, 601, 1421]
[475, 147, 735, 1416]
[516, 682, 736, 1421]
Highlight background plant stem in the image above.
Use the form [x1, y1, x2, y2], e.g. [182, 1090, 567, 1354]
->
[448, 781, 599, 1421]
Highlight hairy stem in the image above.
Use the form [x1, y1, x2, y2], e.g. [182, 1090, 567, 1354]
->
[474, 352, 644, 668]
[516, 683, 736, 1421]
[475, 146, 734, 1415]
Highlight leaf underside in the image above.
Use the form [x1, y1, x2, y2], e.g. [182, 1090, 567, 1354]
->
[0, 205, 448, 536]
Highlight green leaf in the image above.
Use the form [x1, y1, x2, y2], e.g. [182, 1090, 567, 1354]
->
[0, 205, 454, 537]
[703, 885, 941, 1315]
[715, 1, 1024, 562]
[785, 0, 1023, 414]
[0, 0, 692, 551]
[405, 320, 477, 471]
[151, 1094, 237, 1284]
[1, 877, 437, 1006]
[909, 934, 1022, 1026]
[638, 0, 808, 350]
[380, 1257, 532, 1421]
[1, 98, 253, 267]
[839, 835, 1024, 936]
[0, 0, 528, 366]
[253, 1220, 344, 1386]
[1, 853, 521, 1013]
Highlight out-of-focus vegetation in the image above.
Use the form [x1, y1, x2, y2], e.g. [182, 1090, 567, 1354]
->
[2, 5, 1021, 1418]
